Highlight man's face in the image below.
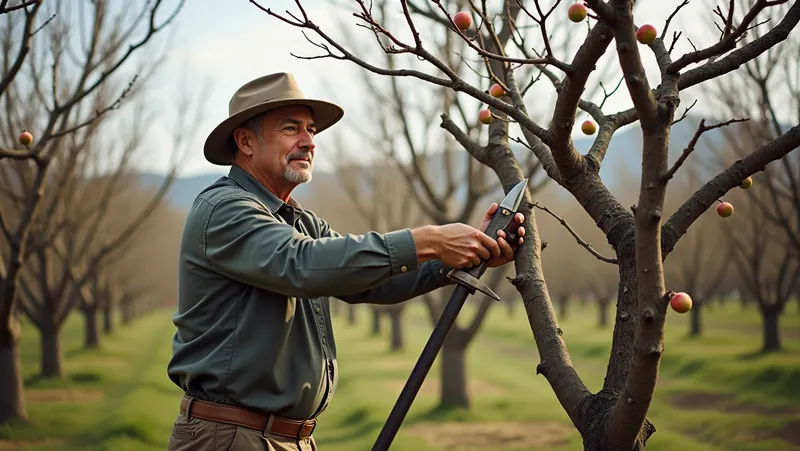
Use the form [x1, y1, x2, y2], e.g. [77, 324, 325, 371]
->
[242, 105, 318, 185]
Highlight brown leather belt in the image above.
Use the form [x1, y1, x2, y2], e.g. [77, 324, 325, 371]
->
[180, 396, 316, 439]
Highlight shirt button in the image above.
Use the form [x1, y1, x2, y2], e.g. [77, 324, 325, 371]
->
[322, 338, 327, 344]
[400, 265, 407, 273]
[314, 306, 321, 314]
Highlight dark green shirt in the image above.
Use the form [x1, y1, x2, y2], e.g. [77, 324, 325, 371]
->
[167, 165, 452, 420]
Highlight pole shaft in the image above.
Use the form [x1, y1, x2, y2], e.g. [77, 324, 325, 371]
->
[371, 283, 472, 451]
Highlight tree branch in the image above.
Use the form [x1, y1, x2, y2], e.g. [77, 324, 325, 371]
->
[663, 124, 800, 255]
[532, 202, 618, 264]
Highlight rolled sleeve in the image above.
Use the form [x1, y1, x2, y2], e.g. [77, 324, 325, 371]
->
[384, 229, 419, 275]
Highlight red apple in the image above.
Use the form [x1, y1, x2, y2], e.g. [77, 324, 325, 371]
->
[18, 130, 33, 146]
[581, 120, 596, 135]
[478, 109, 493, 125]
[636, 24, 657, 44]
[453, 11, 472, 31]
[670, 292, 692, 313]
[740, 176, 753, 189]
[568, 3, 587, 22]
[716, 201, 734, 217]
[489, 83, 505, 97]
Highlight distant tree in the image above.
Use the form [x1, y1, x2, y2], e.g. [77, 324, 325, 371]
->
[259, 0, 800, 448]
[336, 155, 422, 351]
[0, 0, 187, 424]
[702, 0, 800, 350]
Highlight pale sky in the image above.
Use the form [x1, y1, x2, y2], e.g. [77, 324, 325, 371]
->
[136, 0, 760, 177]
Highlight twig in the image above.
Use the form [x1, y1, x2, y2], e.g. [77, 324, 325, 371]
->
[660, 117, 750, 183]
[667, 0, 788, 73]
[671, 99, 698, 125]
[531, 202, 618, 264]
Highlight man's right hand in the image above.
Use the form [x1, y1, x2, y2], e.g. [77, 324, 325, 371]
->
[411, 224, 501, 269]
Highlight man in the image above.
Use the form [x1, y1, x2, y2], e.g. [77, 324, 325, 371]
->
[166, 73, 525, 451]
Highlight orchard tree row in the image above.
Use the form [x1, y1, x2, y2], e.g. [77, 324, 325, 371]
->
[258, 0, 800, 449]
[0, 0, 199, 425]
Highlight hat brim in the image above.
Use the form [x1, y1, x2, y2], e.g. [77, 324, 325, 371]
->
[203, 98, 344, 166]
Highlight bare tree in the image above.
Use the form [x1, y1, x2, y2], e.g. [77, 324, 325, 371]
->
[336, 153, 424, 350]
[257, 0, 800, 448]
[0, 0, 186, 424]
[698, 0, 800, 350]
[722, 185, 798, 352]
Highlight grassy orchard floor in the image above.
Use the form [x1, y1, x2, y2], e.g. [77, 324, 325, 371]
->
[0, 300, 797, 451]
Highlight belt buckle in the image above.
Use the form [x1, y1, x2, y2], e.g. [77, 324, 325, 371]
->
[300, 419, 317, 439]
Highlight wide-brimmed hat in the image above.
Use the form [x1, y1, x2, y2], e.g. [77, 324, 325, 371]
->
[203, 72, 345, 165]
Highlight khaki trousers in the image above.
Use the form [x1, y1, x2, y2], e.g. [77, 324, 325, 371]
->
[167, 411, 318, 451]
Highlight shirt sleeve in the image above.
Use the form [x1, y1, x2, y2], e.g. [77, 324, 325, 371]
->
[202, 195, 421, 298]
[314, 214, 454, 305]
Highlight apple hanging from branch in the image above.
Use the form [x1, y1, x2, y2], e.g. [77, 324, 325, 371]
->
[453, 11, 472, 31]
[669, 292, 693, 313]
[18, 130, 33, 146]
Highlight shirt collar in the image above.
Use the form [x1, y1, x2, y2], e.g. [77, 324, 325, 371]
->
[227, 164, 303, 223]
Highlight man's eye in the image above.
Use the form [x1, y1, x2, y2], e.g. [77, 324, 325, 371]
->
[308, 129, 317, 135]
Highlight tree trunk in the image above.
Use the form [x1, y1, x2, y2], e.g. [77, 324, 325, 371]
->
[370, 307, 381, 335]
[389, 309, 403, 351]
[40, 323, 63, 379]
[83, 305, 99, 349]
[0, 316, 28, 424]
[103, 302, 113, 334]
[602, 243, 638, 394]
[761, 306, 781, 352]
[598, 299, 610, 328]
[558, 294, 569, 320]
[121, 301, 132, 325]
[439, 334, 469, 409]
[347, 304, 356, 325]
[689, 301, 702, 337]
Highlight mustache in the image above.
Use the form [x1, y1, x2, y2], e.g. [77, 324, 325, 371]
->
[286, 151, 312, 162]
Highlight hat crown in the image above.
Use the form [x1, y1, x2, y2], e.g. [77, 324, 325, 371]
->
[229, 72, 305, 117]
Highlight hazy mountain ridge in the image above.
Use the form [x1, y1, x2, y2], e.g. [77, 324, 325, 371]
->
[138, 115, 777, 211]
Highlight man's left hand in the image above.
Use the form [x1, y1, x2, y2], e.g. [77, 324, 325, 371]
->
[479, 202, 526, 268]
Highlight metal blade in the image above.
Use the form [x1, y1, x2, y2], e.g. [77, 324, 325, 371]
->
[499, 178, 528, 212]
[447, 269, 501, 301]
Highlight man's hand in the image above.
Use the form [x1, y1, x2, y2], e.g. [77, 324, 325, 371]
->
[479, 202, 525, 268]
[410, 203, 526, 269]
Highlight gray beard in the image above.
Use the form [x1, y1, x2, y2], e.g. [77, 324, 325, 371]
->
[284, 151, 313, 184]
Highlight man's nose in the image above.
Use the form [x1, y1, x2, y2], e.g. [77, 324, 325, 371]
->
[298, 130, 316, 150]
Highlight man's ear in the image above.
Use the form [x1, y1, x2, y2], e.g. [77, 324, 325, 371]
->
[232, 127, 256, 157]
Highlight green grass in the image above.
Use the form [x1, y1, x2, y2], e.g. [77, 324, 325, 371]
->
[1, 299, 798, 450]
